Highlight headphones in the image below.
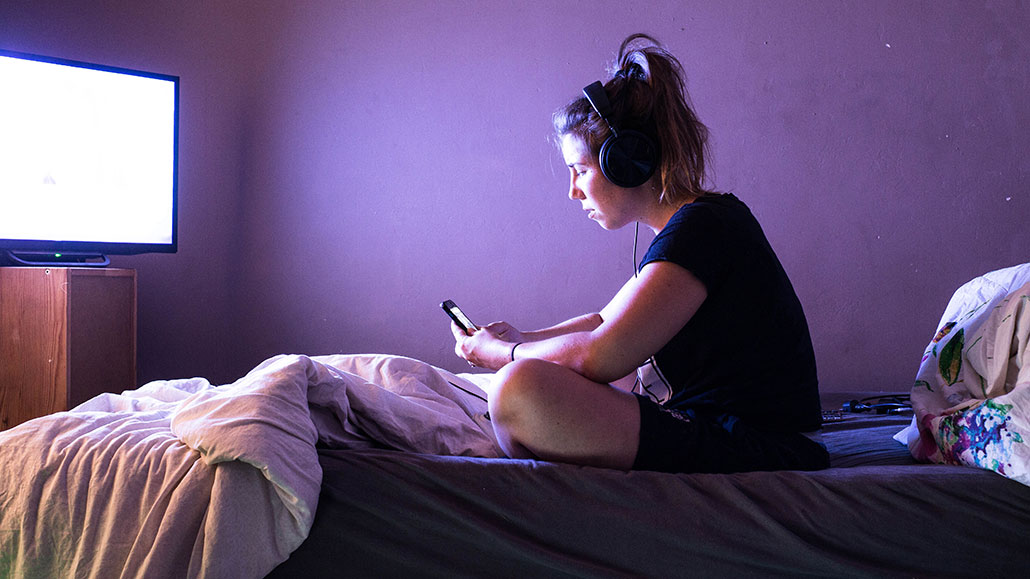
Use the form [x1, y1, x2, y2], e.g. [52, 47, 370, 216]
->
[841, 395, 912, 415]
[582, 80, 660, 188]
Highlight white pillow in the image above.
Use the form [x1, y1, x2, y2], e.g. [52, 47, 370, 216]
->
[894, 262, 1030, 446]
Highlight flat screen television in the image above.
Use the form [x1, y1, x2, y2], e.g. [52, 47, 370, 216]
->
[0, 49, 178, 267]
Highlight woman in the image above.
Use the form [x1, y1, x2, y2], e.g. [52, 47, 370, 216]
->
[451, 34, 827, 474]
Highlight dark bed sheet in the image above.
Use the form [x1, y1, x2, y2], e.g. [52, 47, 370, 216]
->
[269, 410, 1030, 578]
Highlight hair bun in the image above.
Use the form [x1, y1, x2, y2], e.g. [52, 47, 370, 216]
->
[613, 33, 660, 82]
[616, 60, 647, 82]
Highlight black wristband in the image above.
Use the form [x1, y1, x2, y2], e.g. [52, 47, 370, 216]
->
[510, 342, 523, 362]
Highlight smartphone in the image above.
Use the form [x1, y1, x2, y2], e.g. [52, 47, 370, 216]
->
[441, 300, 477, 335]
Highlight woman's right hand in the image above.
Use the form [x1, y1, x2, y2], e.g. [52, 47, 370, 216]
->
[451, 320, 522, 371]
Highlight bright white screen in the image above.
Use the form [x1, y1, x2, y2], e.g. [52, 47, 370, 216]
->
[0, 54, 176, 247]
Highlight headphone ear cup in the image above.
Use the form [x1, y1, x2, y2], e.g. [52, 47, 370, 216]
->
[599, 129, 659, 188]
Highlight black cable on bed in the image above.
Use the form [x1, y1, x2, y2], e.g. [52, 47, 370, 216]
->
[448, 381, 491, 421]
[841, 394, 912, 415]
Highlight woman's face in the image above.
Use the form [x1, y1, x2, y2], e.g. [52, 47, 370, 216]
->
[560, 134, 635, 231]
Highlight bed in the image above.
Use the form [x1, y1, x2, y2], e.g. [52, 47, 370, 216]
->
[267, 403, 1030, 578]
[2, 354, 1029, 578]
[2, 265, 1029, 577]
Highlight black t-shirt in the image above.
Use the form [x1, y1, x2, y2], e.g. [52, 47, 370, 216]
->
[638, 193, 822, 432]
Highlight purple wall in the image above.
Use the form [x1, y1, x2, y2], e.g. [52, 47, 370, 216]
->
[2, 1, 1027, 393]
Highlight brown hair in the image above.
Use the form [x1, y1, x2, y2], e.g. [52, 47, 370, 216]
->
[553, 34, 712, 204]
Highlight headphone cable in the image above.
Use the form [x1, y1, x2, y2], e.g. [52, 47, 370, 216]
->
[632, 221, 640, 278]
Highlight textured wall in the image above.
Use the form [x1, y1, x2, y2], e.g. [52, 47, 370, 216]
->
[2, 1, 1027, 393]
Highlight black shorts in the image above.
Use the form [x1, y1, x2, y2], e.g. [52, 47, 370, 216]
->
[632, 394, 830, 474]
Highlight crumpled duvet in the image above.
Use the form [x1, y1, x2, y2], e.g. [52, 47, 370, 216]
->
[900, 263, 1030, 486]
[0, 353, 500, 578]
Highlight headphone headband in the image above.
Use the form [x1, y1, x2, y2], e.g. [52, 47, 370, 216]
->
[582, 81, 617, 137]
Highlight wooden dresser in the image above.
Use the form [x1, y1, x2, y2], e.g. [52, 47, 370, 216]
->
[0, 267, 136, 430]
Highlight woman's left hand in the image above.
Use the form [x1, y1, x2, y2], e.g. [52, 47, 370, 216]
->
[451, 321, 520, 371]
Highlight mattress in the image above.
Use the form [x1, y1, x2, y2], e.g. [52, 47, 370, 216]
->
[268, 404, 1030, 578]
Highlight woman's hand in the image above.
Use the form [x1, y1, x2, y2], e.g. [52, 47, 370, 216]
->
[483, 321, 524, 344]
[452, 321, 521, 371]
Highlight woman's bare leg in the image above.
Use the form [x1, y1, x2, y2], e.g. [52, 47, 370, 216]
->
[488, 358, 640, 470]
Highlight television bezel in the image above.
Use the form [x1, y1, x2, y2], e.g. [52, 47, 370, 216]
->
[0, 48, 179, 258]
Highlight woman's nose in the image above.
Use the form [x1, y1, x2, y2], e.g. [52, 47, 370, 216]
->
[569, 180, 583, 200]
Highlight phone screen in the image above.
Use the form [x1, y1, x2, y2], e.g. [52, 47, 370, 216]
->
[441, 300, 477, 333]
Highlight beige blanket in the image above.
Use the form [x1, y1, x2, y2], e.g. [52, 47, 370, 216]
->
[0, 353, 499, 578]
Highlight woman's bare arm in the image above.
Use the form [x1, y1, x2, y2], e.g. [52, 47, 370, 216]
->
[456, 261, 706, 382]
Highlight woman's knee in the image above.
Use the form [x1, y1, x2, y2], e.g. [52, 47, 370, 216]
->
[489, 358, 554, 430]
[489, 358, 640, 468]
